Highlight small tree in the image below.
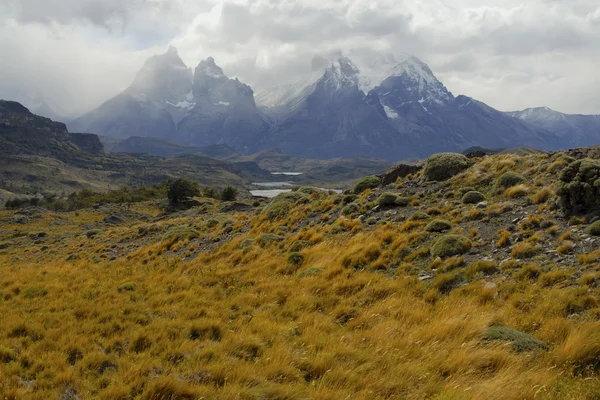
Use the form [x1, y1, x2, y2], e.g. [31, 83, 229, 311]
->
[167, 178, 200, 204]
[221, 186, 238, 201]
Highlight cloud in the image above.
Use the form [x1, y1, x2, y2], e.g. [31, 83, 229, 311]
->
[0, 0, 598, 116]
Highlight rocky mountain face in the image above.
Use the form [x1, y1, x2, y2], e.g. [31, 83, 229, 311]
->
[507, 107, 600, 148]
[0, 100, 102, 160]
[259, 54, 560, 160]
[70, 48, 270, 154]
[69, 47, 597, 162]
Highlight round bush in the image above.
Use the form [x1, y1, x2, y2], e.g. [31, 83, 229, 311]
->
[395, 197, 410, 207]
[342, 203, 359, 216]
[497, 172, 525, 188]
[426, 219, 452, 233]
[422, 153, 473, 182]
[353, 176, 380, 194]
[586, 221, 600, 236]
[377, 192, 398, 207]
[262, 192, 308, 220]
[410, 211, 429, 221]
[259, 234, 284, 246]
[431, 235, 472, 258]
[462, 191, 485, 204]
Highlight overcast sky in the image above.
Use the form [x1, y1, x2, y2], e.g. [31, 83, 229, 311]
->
[0, 0, 599, 116]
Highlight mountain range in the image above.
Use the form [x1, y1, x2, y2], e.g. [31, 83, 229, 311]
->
[68, 47, 600, 162]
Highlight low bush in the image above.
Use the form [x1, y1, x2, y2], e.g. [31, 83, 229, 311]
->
[422, 153, 473, 181]
[263, 192, 308, 220]
[482, 326, 546, 352]
[497, 172, 525, 188]
[342, 203, 359, 216]
[353, 176, 380, 194]
[462, 191, 485, 204]
[425, 219, 452, 233]
[289, 240, 313, 252]
[585, 221, 600, 236]
[377, 193, 398, 207]
[431, 235, 472, 258]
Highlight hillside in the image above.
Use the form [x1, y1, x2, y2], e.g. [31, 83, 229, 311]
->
[0, 101, 276, 197]
[2, 150, 600, 398]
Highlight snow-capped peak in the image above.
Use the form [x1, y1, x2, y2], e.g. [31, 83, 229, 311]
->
[323, 57, 360, 90]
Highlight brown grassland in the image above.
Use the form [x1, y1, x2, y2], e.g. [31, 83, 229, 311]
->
[1, 152, 600, 399]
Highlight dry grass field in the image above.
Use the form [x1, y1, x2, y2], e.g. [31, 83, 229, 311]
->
[2, 152, 600, 399]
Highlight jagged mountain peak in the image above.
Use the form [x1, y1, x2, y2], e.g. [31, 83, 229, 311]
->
[195, 57, 226, 80]
[127, 46, 193, 104]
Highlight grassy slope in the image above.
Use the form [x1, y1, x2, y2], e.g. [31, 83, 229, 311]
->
[1, 152, 600, 398]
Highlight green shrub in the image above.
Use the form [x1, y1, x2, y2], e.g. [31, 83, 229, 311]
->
[163, 226, 200, 242]
[422, 153, 473, 181]
[395, 197, 410, 207]
[343, 194, 357, 204]
[259, 234, 284, 246]
[167, 178, 200, 204]
[287, 252, 304, 266]
[353, 176, 380, 194]
[342, 203, 359, 216]
[433, 270, 465, 294]
[377, 192, 398, 207]
[497, 172, 525, 188]
[221, 186, 238, 201]
[410, 211, 429, 221]
[289, 240, 313, 252]
[462, 191, 485, 204]
[482, 326, 546, 352]
[425, 219, 452, 233]
[262, 192, 308, 220]
[431, 235, 472, 258]
[557, 159, 600, 215]
[585, 221, 600, 236]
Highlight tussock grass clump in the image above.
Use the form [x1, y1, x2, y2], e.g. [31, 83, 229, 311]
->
[585, 221, 600, 236]
[511, 242, 540, 259]
[482, 326, 546, 352]
[431, 235, 472, 258]
[425, 219, 452, 233]
[188, 323, 222, 342]
[422, 153, 473, 181]
[262, 191, 307, 220]
[532, 187, 554, 204]
[539, 270, 570, 287]
[163, 226, 199, 242]
[461, 191, 485, 204]
[514, 263, 542, 281]
[578, 250, 600, 265]
[497, 172, 525, 188]
[353, 176, 380, 194]
[504, 184, 529, 198]
[558, 323, 600, 375]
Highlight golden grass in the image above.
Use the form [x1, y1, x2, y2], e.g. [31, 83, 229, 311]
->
[1, 154, 600, 399]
